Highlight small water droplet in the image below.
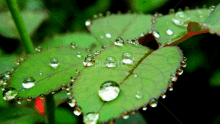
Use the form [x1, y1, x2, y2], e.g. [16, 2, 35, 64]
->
[181, 61, 187, 68]
[73, 106, 82, 116]
[131, 39, 139, 45]
[17, 97, 23, 104]
[27, 96, 32, 101]
[61, 84, 66, 90]
[50, 58, 59, 69]
[122, 112, 129, 119]
[39, 71, 43, 76]
[76, 69, 79, 74]
[122, 53, 134, 65]
[4, 71, 11, 79]
[114, 37, 124, 46]
[106, 33, 111, 38]
[51, 89, 56, 94]
[22, 77, 35, 89]
[183, 57, 187, 62]
[3, 87, 18, 101]
[83, 56, 95, 67]
[71, 42, 76, 49]
[151, 18, 155, 24]
[166, 29, 173, 35]
[35, 46, 42, 52]
[16, 59, 21, 65]
[83, 112, 99, 124]
[172, 11, 190, 27]
[99, 81, 120, 102]
[134, 73, 137, 77]
[168, 81, 173, 91]
[152, 31, 160, 38]
[77, 52, 81, 58]
[170, 74, 178, 82]
[67, 98, 76, 107]
[149, 98, 158, 108]
[40, 94, 45, 99]
[93, 14, 98, 19]
[95, 50, 101, 56]
[85, 20, 92, 26]
[177, 68, 183, 75]
[140, 33, 145, 37]
[169, 9, 175, 14]
[102, 45, 106, 49]
[70, 76, 75, 82]
[209, 5, 215, 11]
[142, 106, 147, 111]
[106, 57, 117, 68]
[66, 91, 71, 95]
[135, 91, 142, 99]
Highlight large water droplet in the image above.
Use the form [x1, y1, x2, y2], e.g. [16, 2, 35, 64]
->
[83, 56, 95, 67]
[98, 81, 120, 102]
[106, 33, 111, 38]
[3, 87, 18, 101]
[135, 91, 142, 99]
[106, 57, 117, 68]
[131, 39, 139, 45]
[22, 77, 35, 89]
[114, 37, 124, 46]
[149, 98, 158, 108]
[73, 106, 82, 116]
[85, 20, 92, 26]
[172, 11, 190, 27]
[152, 31, 160, 38]
[50, 58, 59, 68]
[166, 29, 173, 35]
[122, 53, 134, 65]
[71, 42, 76, 49]
[67, 98, 76, 107]
[83, 112, 99, 124]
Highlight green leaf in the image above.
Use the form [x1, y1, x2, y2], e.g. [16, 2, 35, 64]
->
[209, 70, 220, 87]
[72, 44, 183, 122]
[0, 54, 17, 74]
[0, 107, 43, 124]
[88, 13, 153, 47]
[115, 112, 147, 124]
[55, 107, 78, 124]
[8, 47, 90, 98]
[153, 8, 211, 46]
[202, 4, 220, 35]
[41, 33, 102, 53]
[0, 11, 47, 38]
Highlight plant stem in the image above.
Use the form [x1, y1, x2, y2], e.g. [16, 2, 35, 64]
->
[6, 0, 35, 54]
[45, 94, 55, 124]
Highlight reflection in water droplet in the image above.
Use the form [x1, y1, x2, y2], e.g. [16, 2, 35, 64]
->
[122, 53, 134, 65]
[99, 81, 120, 102]
[106, 33, 111, 38]
[131, 39, 139, 45]
[73, 106, 82, 116]
[83, 56, 95, 67]
[172, 11, 190, 27]
[50, 58, 59, 68]
[71, 42, 76, 49]
[22, 77, 36, 89]
[135, 91, 142, 99]
[27, 96, 32, 101]
[114, 37, 124, 46]
[77, 52, 81, 58]
[3, 87, 18, 101]
[67, 98, 76, 107]
[106, 57, 117, 68]
[177, 68, 183, 75]
[142, 106, 147, 111]
[122, 113, 129, 119]
[149, 98, 158, 108]
[85, 20, 92, 26]
[166, 29, 173, 35]
[95, 50, 101, 56]
[161, 94, 166, 99]
[83, 112, 99, 124]
[152, 31, 160, 38]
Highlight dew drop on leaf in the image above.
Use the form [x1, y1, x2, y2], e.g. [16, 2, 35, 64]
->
[122, 52, 134, 65]
[131, 39, 139, 45]
[50, 58, 59, 69]
[95, 50, 101, 56]
[149, 98, 158, 108]
[183, 57, 187, 62]
[142, 106, 147, 111]
[73, 106, 82, 116]
[16, 97, 23, 104]
[170, 74, 178, 82]
[27, 96, 32, 101]
[67, 98, 76, 107]
[168, 82, 173, 91]
[51, 89, 56, 94]
[106, 56, 117, 68]
[106, 33, 111, 38]
[70, 76, 75, 82]
[3, 87, 18, 101]
[114, 37, 124, 46]
[166, 29, 173, 35]
[4, 71, 11, 79]
[122, 112, 129, 119]
[181, 61, 187, 68]
[83, 56, 95, 67]
[177, 68, 183, 75]
[152, 31, 160, 38]
[98, 81, 120, 102]
[77, 52, 81, 58]
[133, 73, 137, 77]
[39, 71, 43, 76]
[172, 11, 190, 27]
[184, 6, 190, 11]
[35, 46, 42, 52]
[71, 42, 76, 49]
[83, 112, 99, 124]
[22, 77, 36, 89]
[135, 91, 143, 99]
[85, 20, 92, 26]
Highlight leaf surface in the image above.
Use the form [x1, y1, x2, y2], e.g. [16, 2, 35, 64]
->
[72, 44, 183, 122]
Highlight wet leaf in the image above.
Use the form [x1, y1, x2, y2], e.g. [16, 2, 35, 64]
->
[88, 13, 153, 47]
[0, 11, 47, 38]
[72, 44, 183, 122]
[55, 107, 78, 124]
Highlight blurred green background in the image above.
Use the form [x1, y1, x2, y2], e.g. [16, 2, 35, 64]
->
[0, 0, 220, 124]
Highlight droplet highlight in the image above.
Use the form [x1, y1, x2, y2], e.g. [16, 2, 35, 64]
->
[83, 56, 95, 67]
[114, 37, 124, 46]
[135, 91, 142, 99]
[22, 77, 36, 89]
[152, 31, 160, 38]
[166, 29, 173, 35]
[106, 57, 117, 68]
[122, 53, 134, 65]
[131, 39, 139, 45]
[149, 98, 158, 108]
[67, 98, 76, 107]
[172, 11, 190, 27]
[73, 106, 82, 116]
[85, 20, 92, 26]
[71, 42, 76, 49]
[50, 58, 59, 69]
[106, 33, 111, 38]
[83, 112, 99, 124]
